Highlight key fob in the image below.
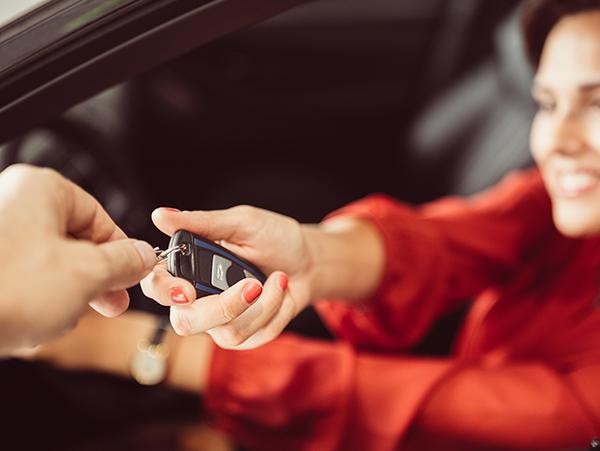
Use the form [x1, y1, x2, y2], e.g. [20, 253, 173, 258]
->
[167, 230, 266, 299]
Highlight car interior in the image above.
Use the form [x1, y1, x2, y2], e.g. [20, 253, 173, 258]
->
[0, 0, 532, 448]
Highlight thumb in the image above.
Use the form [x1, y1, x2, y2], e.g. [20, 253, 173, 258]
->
[91, 239, 157, 290]
[152, 207, 253, 242]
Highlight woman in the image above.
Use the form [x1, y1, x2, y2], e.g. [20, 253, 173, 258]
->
[35, 0, 600, 449]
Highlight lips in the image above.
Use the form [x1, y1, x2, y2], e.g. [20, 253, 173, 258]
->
[554, 169, 600, 198]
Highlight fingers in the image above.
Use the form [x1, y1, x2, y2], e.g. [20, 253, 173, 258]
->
[140, 264, 196, 307]
[205, 272, 290, 348]
[60, 175, 127, 242]
[168, 277, 265, 335]
[72, 238, 156, 296]
[68, 238, 154, 318]
[89, 290, 130, 318]
[95, 239, 157, 289]
[20, 165, 127, 242]
[151, 206, 262, 242]
[0, 164, 127, 244]
[216, 294, 298, 350]
[164, 271, 288, 340]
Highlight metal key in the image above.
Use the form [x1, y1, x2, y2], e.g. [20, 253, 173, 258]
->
[154, 244, 188, 265]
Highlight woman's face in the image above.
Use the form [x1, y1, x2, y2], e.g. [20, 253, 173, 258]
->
[530, 11, 600, 237]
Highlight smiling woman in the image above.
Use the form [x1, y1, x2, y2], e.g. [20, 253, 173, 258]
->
[529, 10, 600, 237]
[137, 1, 600, 449]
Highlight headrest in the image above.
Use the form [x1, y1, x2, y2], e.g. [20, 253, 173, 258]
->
[494, 3, 535, 105]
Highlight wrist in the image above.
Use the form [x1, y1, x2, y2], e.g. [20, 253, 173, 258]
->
[302, 217, 385, 304]
[169, 332, 214, 393]
[301, 224, 329, 302]
[33, 310, 214, 393]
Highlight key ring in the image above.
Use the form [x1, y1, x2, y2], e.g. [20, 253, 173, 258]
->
[154, 244, 188, 265]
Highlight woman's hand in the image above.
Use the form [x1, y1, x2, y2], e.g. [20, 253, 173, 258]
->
[0, 164, 157, 354]
[141, 206, 316, 350]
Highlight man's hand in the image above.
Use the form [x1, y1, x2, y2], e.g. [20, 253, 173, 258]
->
[0, 164, 157, 353]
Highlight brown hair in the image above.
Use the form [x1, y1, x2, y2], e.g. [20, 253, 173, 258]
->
[522, 0, 600, 67]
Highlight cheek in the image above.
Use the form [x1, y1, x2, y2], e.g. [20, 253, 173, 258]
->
[529, 115, 549, 164]
[584, 116, 600, 152]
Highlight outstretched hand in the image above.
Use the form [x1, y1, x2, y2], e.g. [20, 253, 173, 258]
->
[141, 206, 315, 350]
[0, 165, 157, 353]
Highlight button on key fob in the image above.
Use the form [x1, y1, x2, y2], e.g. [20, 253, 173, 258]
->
[166, 230, 266, 298]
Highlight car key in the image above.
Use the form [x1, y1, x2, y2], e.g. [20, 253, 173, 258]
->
[155, 230, 266, 299]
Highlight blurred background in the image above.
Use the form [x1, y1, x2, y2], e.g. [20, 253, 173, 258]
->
[0, 0, 536, 448]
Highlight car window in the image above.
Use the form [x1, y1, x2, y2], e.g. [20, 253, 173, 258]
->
[0, 0, 306, 145]
[0, 0, 50, 28]
[0, 0, 161, 75]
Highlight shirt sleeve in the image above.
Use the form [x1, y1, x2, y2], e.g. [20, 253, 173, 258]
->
[408, 362, 600, 450]
[205, 334, 599, 451]
[315, 168, 554, 351]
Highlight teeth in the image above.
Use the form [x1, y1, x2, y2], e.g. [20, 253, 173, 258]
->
[557, 172, 598, 193]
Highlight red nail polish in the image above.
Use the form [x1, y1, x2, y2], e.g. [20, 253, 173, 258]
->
[242, 283, 263, 304]
[162, 207, 181, 212]
[169, 287, 189, 304]
[278, 274, 288, 291]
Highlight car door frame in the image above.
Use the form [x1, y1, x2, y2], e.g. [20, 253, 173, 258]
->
[0, 0, 308, 144]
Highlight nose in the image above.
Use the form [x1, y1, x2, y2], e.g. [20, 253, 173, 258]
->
[547, 112, 587, 157]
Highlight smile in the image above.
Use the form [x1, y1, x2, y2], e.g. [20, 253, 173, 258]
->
[555, 169, 600, 198]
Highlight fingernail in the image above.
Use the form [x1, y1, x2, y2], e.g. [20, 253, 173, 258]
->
[169, 287, 189, 304]
[278, 273, 288, 291]
[162, 207, 181, 212]
[242, 282, 263, 304]
[134, 241, 158, 268]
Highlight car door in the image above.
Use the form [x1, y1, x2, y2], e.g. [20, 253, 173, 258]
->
[0, 0, 308, 144]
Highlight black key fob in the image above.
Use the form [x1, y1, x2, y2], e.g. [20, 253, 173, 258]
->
[167, 230, 266, 299]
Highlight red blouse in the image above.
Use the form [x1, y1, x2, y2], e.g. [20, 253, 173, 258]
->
[205, 168, 600, 450]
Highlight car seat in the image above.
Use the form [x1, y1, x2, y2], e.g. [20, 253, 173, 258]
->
[396, 3, 535, 204]
[391, 3, 537, 356]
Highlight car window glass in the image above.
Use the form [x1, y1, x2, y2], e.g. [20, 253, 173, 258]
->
[0, 0, 51, 28]
[0, 0, 151, 75]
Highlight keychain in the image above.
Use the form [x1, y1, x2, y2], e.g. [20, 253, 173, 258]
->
[154, 230, 266, 298]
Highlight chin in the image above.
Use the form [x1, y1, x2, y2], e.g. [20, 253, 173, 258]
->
[552, 203, 600, 238]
